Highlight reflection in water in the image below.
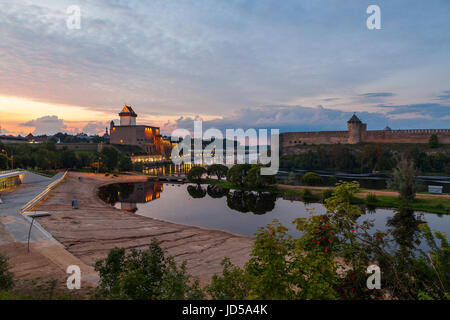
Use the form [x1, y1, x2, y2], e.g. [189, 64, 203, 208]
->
[386, 207, 425, 254]
[207, 185, 229, 199]
[98, 181, 163, 212]
[143, 163, 196, 176]
[187, 185, 207, 198]
[227, 191, 276, 215]
[98, 182, 450, 251]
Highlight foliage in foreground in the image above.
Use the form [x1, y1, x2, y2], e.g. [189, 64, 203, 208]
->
[0, 254, 14, 291]
[207, 182, 450, 300]
[94, 239, 204, 300]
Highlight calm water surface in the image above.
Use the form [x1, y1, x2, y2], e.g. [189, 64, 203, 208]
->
[98, 182, 450, 246]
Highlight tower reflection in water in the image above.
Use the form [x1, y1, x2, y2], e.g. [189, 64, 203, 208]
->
[98, 181, 163, 213]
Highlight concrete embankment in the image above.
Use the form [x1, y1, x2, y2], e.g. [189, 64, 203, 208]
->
[33, 172, 253, 285]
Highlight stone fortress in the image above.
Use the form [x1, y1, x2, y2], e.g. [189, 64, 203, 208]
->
[280, 114, 450, 147]
[110, 105, 172, 156]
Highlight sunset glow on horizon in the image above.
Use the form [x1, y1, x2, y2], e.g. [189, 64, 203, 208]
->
[0, 1, 448, 136]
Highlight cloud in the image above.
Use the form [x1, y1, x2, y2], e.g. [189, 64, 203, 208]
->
[356, 92, 396, 104]
[81, 122, 109, 135]
[0, 0, 449, 122]
[359, 92, 396, 99]
[436, 90, 450, 101]
[162, 102, 450, 135]
[21, 115, 68, 135]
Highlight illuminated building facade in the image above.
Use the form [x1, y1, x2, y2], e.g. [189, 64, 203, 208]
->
[110, 105, 172, 157]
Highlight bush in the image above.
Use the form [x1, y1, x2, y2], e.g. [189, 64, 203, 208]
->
[207, 164, 228, 180]
[95, 239, 204, 300]
[287, 172, 297, 185]
[301, 172, 323, 186]
[322, 189, 333, 200]
[206, 258, 250, 300]
[0, 254, 14, 291]
[187, 166, 207, 183]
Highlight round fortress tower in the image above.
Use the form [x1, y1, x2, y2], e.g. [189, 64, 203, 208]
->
[347, 114, 366, 144]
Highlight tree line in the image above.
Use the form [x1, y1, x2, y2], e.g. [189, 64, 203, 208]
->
[281, 143, 450, 174]
[0, 141, 133, 172]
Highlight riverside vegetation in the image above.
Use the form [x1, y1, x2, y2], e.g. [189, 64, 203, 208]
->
[1, 181, 449, 300]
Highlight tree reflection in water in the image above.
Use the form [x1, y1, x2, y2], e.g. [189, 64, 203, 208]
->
[226, 190, 276, 215]
[186, 185, 277, 215]
[206, 185, 229, 199]
[187, 185, 207, 198]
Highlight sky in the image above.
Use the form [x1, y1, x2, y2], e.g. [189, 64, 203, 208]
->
[0, 0, 449, 136]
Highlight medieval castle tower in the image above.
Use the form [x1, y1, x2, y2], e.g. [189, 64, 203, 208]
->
[280, 114, 450, 149]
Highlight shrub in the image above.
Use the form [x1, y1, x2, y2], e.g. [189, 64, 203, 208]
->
[287, 172, 297, 185]
[95, 239, 204, 300]
[206, 258, 250, 300]
[322, 189, 333, 200]
[301, 172, 323, 186]
[0, 254, 14, 291]
[187, 166, 207, 183]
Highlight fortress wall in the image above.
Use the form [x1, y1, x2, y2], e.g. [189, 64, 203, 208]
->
[363, 129, 450, 144]
[281, 131, 349, 147]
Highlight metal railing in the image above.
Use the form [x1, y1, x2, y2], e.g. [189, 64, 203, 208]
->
[0, 169, 22, 175]
[21, 170, 68, 213]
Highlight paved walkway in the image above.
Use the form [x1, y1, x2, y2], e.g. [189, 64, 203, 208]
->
[0, 172, 63, 242]
[0, 171, 98, 292]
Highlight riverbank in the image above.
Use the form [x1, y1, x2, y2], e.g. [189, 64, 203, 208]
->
[277, 184, 450, 214]
[32, 172, 253, 286]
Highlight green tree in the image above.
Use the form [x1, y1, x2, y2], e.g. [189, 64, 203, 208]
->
[0, 254, 14, 291]
[95, 239, 203, 300]
[61, 150, 78, 168]
[0, 153, 8, 170]
[244, 164, 276, 188]
[207, 164, 228, 180]
[118, 156, 133, 172]
[226, 164, 251, 186]
[101, 147, 119, 171]
[429, 134, 439, 148]
[387, 157, 417, 204]
[187, 166, 206, 183]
